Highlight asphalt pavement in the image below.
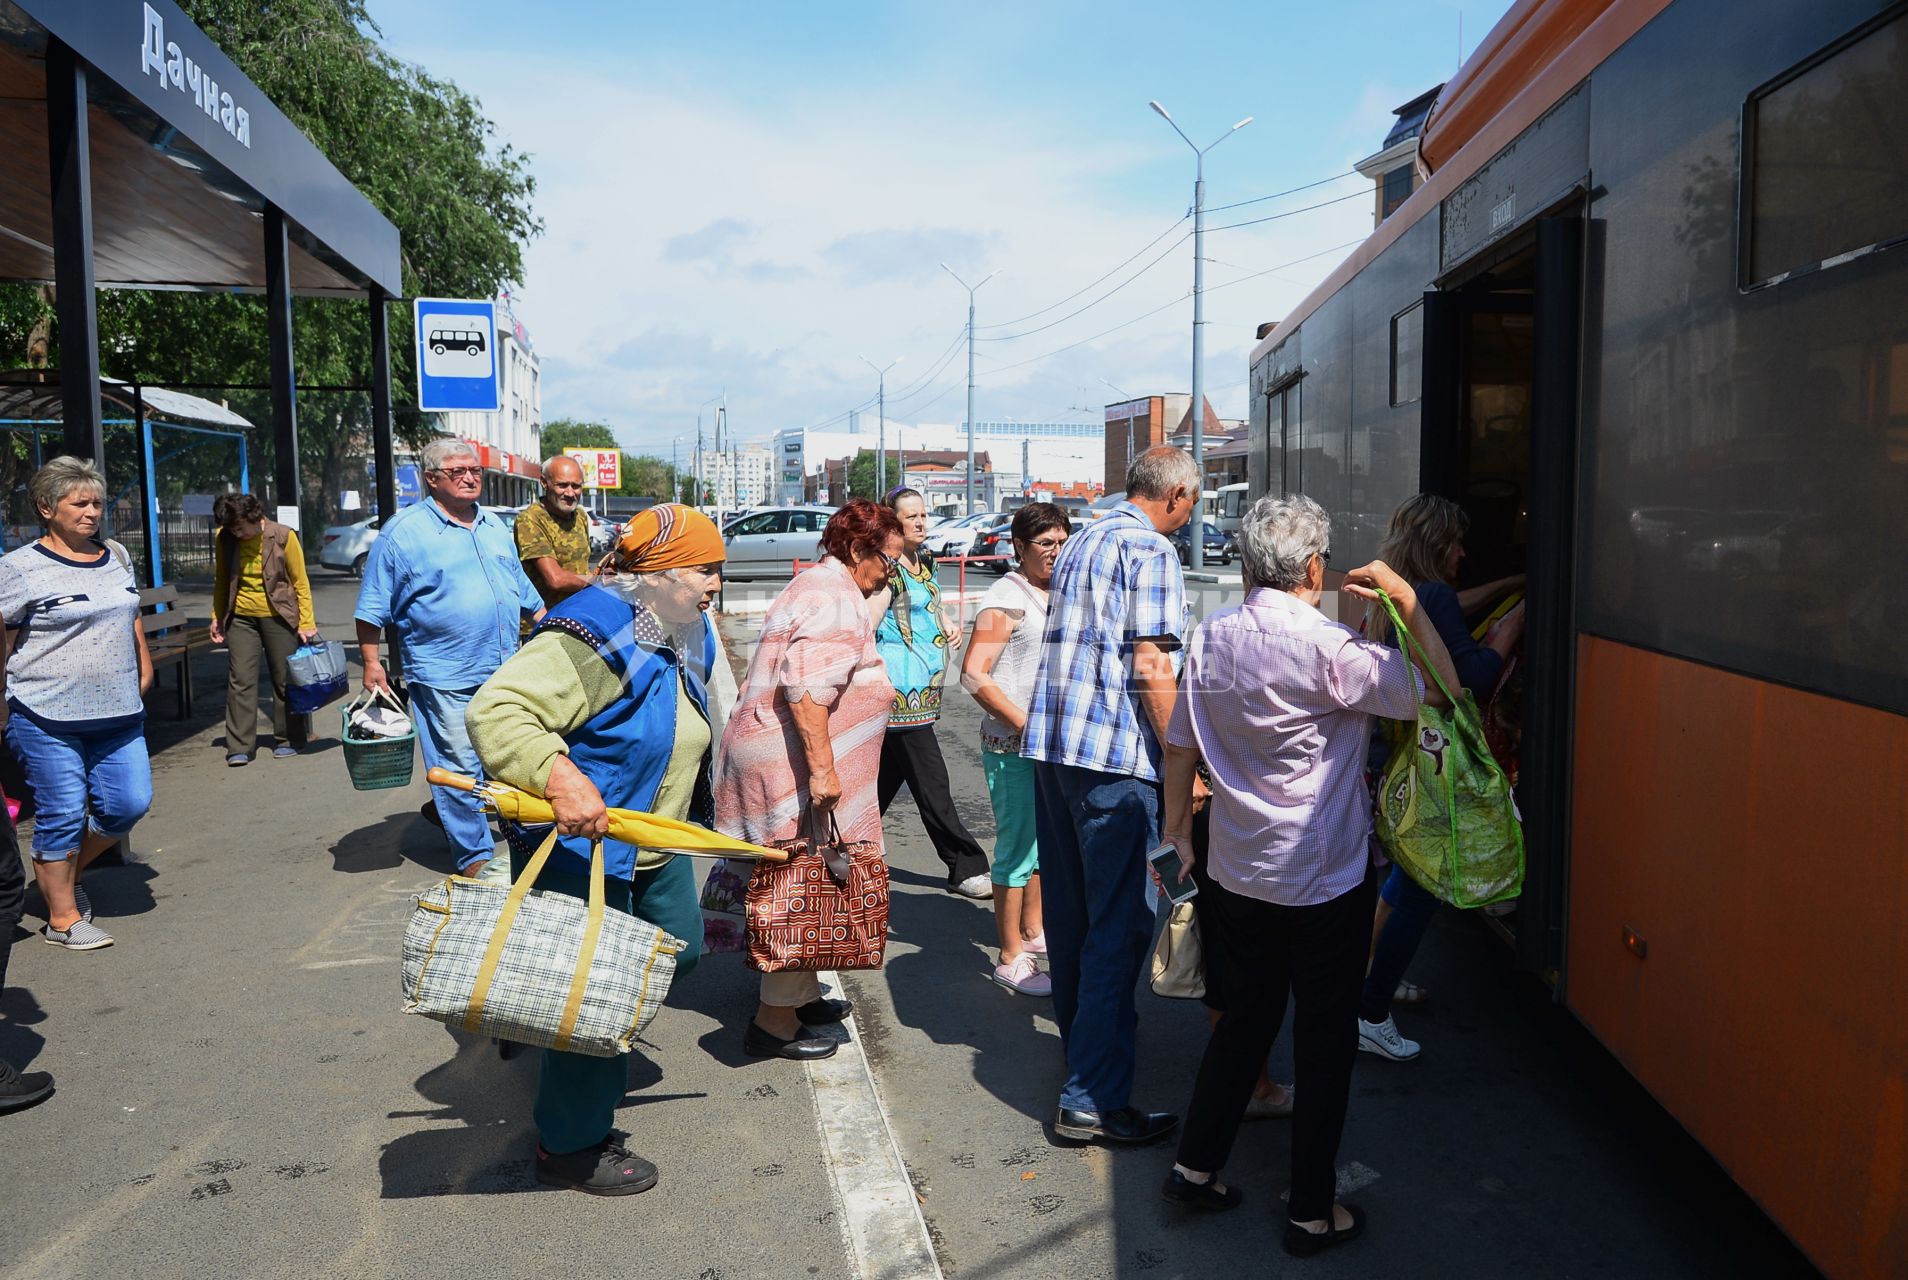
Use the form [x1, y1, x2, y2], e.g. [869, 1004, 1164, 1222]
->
[0, 568, 1821, 1280]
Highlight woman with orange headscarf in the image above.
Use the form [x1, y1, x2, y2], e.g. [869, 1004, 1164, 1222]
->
[467, 504, 727, 1197]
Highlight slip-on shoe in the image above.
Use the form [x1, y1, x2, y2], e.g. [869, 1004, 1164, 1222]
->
[1053, 1106, 1178, 1145]
[743, 1020, 838, 1061]
[795, 997, 852, 1026]
[1283, 1203, 1367, 1257]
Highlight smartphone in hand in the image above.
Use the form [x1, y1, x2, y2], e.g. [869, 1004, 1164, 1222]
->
[1148, 842, 1198, 904]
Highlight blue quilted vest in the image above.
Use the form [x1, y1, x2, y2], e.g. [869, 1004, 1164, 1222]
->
[517, 584, 717, 880]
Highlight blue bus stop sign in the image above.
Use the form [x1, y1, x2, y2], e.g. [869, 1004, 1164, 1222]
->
[414, 297, 501, 412]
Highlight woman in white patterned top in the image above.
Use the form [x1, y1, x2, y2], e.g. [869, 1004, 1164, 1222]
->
[961, 503, 1070, 996]
[0, 457, 154, 952]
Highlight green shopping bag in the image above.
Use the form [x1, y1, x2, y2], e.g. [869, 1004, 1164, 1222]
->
[1372, 591, 1524, 908]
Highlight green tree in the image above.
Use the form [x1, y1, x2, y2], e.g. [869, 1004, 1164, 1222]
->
[0, 0, 540, 533]
[538, 419, 617, 454]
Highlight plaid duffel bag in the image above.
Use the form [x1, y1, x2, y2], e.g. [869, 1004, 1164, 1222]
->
[400, 829, 685, 1057]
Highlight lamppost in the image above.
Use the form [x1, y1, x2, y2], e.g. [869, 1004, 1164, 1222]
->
[859, 354, 904, 498]
[670, 434, 685, 504]
[940, 262, 1000, 516]
[1099, 376, 1136, 486]
[1149, 99, 1251, 569]
[695, 393, 722, 512]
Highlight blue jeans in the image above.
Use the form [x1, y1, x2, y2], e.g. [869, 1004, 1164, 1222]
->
[1359, 864, 1440, 1022]
[532, 854, 702, 1155]
[1033, 760, 1159, 1114]
[406, 684, 492, 870]
[2, 716, 152, 859]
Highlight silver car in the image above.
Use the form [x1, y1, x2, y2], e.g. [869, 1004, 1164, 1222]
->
[722, 507, 832, 576]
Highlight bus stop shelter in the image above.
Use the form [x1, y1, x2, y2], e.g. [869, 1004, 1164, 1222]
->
[0, 0, 403, 534]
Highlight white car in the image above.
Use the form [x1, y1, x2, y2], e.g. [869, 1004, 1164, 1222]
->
[317, 516, 381, 576]
[928, 512, 1000, 558]
[318, 504, 522, 576]
[722, 506, 832, 576]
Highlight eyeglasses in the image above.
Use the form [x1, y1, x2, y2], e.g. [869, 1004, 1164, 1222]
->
[1320, 549, 1332, 565]
[878, 552, 899, 569]
[431, 466, 483, 480]
[1026, 537, 1067, 551]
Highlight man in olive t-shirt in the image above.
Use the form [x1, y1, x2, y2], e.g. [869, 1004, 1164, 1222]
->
[515, 455, 595, 628]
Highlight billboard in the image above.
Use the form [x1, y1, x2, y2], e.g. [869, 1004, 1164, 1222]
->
[563, 448, 622, 490]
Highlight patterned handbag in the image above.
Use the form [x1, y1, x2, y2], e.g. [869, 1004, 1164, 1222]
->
[698, 856, 751, 954]
[400, 828, 686, 1057]
[744, 812, 889, 973]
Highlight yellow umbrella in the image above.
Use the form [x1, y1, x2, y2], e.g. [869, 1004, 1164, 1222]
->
[428, 768, 787, 863]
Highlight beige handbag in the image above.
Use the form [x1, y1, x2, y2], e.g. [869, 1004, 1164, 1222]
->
[1149, 900, 1206, 1000]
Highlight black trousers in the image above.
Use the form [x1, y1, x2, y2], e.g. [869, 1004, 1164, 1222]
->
[877, 724, 990, 885]
[1175, 873, 1376, 1223]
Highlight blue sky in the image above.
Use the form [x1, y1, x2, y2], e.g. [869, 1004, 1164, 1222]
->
[374, 0, 1512, 460]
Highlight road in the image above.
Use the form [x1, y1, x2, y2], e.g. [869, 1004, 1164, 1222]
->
[0, 571, 1820, 1280]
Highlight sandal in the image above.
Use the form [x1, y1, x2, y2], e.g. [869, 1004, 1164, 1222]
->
[1392, 980, 1431, 1005]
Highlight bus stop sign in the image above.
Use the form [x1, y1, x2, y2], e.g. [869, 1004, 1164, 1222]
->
[414, 297, 500, 412]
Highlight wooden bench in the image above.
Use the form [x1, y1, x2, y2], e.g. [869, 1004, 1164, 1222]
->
[139, 586, 215, 718]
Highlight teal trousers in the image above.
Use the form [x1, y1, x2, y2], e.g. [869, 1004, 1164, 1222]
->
[530, 853, 701, 1155]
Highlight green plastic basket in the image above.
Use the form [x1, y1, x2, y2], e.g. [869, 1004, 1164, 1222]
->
[341, 700, 417, 791]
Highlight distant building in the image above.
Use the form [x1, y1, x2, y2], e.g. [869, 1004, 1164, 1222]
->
[1103, 394, 1225, 488]
[437, 291, 543, 505]
[776, 415, 1101, 506]
[1354, 85, 1442, 226]
[692, 443, 777, 510]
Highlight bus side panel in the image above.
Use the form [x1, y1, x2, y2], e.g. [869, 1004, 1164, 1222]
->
[1567, 635, 1908, 1279]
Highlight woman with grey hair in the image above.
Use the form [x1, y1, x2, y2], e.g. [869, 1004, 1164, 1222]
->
[0, 456, 154, 951]
[467, 503, 726, 1196]
[1155, 493, 1459, 1256]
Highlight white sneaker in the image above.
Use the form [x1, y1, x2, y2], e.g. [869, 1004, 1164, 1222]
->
[991, 953, 1052, 997]
[1357, 1015, 1421, 1062]
[951, 874, 993, 900]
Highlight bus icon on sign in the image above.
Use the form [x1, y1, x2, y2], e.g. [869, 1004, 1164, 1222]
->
[428, 328, 487, 357]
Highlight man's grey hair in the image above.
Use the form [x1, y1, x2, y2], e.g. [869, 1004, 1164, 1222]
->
[420, 437, 480, 472]
[1237, 494, 1331, 591]
[29, 455, 106, 518]
[1125, 446, 1199, 501]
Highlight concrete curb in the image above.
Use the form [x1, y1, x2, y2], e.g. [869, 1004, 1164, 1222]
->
[807, 970, 943, 1280]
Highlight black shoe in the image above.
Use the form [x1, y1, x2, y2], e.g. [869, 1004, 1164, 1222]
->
[1053, 1106, 1179, 1145]
[0, 1058, 55, 1112]
[1161, 1168, 1242, 1211]
[1283, 1203, 1367, 1257]
[743, 1020, 838, 1061]
[795, 997, 852, 1026]
[534, 1138, 658, 1196]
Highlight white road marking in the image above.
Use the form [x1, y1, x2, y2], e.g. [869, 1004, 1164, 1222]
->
[806, 970, 943, 1280]
[299, 956, 388, 970]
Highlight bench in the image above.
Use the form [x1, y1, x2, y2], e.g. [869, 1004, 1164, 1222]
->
[139, 586, 215, 718]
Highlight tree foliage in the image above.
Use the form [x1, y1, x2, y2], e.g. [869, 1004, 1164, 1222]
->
[540, 418, 676, 500]
[0, 0, 540, 532]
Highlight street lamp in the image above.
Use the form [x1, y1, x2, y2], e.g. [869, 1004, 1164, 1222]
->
[670, 434, 686, 504]
[695, 393, 723, 513]
[1150, 99, 1250, 569]
[859, 354, 904, 498]
[941, 262, 1001, 516]
[1099, 376, 1137, 487]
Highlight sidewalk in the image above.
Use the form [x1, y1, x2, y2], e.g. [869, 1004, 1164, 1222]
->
[0, 576, 878, 1280]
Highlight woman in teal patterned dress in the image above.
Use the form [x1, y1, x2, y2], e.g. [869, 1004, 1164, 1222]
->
[873, 489, 992, 897]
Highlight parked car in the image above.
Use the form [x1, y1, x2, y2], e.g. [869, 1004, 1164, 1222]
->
[964, 516, 1017, 572]
[928, 511, 1000, 558]
[585, 511, 618, 557]
[318, 515, 381, 576]
[1169, 518, 1234, 567]
[721, 505, 833, 576]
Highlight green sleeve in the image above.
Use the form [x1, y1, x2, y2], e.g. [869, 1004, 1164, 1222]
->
[515, 504, 555, 563]
[466, 630, 625, 793]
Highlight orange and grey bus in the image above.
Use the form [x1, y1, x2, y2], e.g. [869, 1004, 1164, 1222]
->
[1245, 1, 1906, 1274]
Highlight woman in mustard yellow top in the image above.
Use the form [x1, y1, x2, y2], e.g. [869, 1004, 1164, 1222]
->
[211, 493, 318, 764]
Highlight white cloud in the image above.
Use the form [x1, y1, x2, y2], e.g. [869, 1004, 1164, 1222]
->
[435, 52, 1383, 463]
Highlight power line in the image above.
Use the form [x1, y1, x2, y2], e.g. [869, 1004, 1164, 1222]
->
[1203, 169, 1361, 214]
[976, 229, 1190, 342]
[977, 213, 1188, 330]
[977, 238, 1364, 380]
[1204, 188, 1369, 233]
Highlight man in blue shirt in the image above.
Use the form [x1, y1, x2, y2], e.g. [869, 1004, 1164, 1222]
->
[1022, 446, 1198, 1147]
[355, 439, 543, 874]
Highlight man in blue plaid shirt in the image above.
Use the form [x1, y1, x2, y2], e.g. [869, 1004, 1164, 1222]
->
[1023, 446, 1200, 1146]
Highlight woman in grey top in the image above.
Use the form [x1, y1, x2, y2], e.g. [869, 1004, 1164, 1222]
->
[0, 457, 154, 951]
